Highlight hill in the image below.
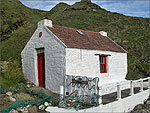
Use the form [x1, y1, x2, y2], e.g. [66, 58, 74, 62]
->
[0, 0, 47, 61]
[0, 0, 150, 79]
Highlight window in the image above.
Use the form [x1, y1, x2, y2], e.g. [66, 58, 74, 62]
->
[39, 32, 42, 38]
[99, 56, 107, 73]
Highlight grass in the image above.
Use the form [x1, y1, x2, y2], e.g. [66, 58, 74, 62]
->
[0, 0, 150, 80]
[0, 61, 24, 88]
[13, 92, 35, 101]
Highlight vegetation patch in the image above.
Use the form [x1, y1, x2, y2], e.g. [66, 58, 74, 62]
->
[0, 61, 24, 88]
[13, 92, 35, 101]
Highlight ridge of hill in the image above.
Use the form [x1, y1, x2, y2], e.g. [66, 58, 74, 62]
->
[0, 0, 150, 79]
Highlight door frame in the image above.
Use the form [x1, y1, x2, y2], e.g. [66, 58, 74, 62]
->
[37, 52, 45, 87]
[34, 47, 45, 86]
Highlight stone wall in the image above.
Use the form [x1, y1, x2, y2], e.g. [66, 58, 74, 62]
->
[21, 20, 66, 93]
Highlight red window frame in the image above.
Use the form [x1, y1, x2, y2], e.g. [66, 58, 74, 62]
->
[99, 56, 107, 73]
[39, 32, 42, 38]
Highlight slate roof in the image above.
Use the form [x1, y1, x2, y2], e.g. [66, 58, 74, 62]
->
[47, 25, 127, 53]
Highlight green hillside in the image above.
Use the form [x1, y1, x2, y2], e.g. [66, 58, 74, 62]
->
[0, 0, 47, 61]
[0, 0, 150, 79]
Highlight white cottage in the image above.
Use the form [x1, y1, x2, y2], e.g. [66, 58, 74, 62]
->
[21, 18, 128, 94]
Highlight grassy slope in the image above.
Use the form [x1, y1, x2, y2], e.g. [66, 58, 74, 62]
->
[0, 0, 47, 62]
[0, 0, 150, 79]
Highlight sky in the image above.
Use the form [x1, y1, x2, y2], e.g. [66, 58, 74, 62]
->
[19, 0, 150, 18]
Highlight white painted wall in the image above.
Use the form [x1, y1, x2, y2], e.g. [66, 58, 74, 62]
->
[45, 89, 149, 113]
[66, 48, 127, 85]
[22, 19, 127, 94]
[101, 80, 130, 95]
[21, 20, 66, 93]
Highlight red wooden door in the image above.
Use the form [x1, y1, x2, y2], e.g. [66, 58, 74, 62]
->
[37, 52, 45, 87]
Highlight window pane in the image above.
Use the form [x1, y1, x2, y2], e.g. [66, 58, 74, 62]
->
[102, 57, 104, 64]
[100, 57, 104, 64]
[100, 65, 104, 71]
[100, 57, 102, 64]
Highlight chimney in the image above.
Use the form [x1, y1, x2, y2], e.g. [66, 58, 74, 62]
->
[43, 17, 52, 27]
[99, 31, 107, 37]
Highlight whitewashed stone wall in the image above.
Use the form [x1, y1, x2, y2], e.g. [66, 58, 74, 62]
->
[66, 48, 127, 86]
[22, 20, 127, 94]
[21, 20, 66, 93]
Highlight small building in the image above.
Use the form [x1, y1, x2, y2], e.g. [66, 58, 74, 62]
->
[21, 18, 128, 94]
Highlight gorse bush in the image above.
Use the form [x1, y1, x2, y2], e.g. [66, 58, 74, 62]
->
[0, 61, 24, 88]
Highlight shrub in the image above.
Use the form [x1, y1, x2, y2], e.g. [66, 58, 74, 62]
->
[0, 61, 24, 88]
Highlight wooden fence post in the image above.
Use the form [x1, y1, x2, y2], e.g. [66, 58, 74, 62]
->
[130, 81, 134, 95]
[117, 84, 121, 100]
[140, 79, 143, 92]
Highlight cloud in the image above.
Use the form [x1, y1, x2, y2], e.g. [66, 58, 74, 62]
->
[19, 0, 150, 18]
[20, 1, 57, 11]
[92, 1, 150, 18]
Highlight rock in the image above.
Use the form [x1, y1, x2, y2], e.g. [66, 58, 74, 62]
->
[27, 84, 31, 88]
[16, 107, 28, 112]
[27, 105, 38, 113]
[93, 9, 96, 11]
[44, 102, 51, 106]
[38, 104, 45, 110]
[23, 107, 29, 113]
[146, 100, 150, 105]
[131, 96, 150, 113]
[9, 109, 18, 113]
[0, 61, 9, 73]
[26, 105, 32, 108]
[44, 102, 49, 106]
[133, 105, 142, 111]
[123, 40, 129, 43]
[6, 91, 12, 96]
[9, 97, 16, 102]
